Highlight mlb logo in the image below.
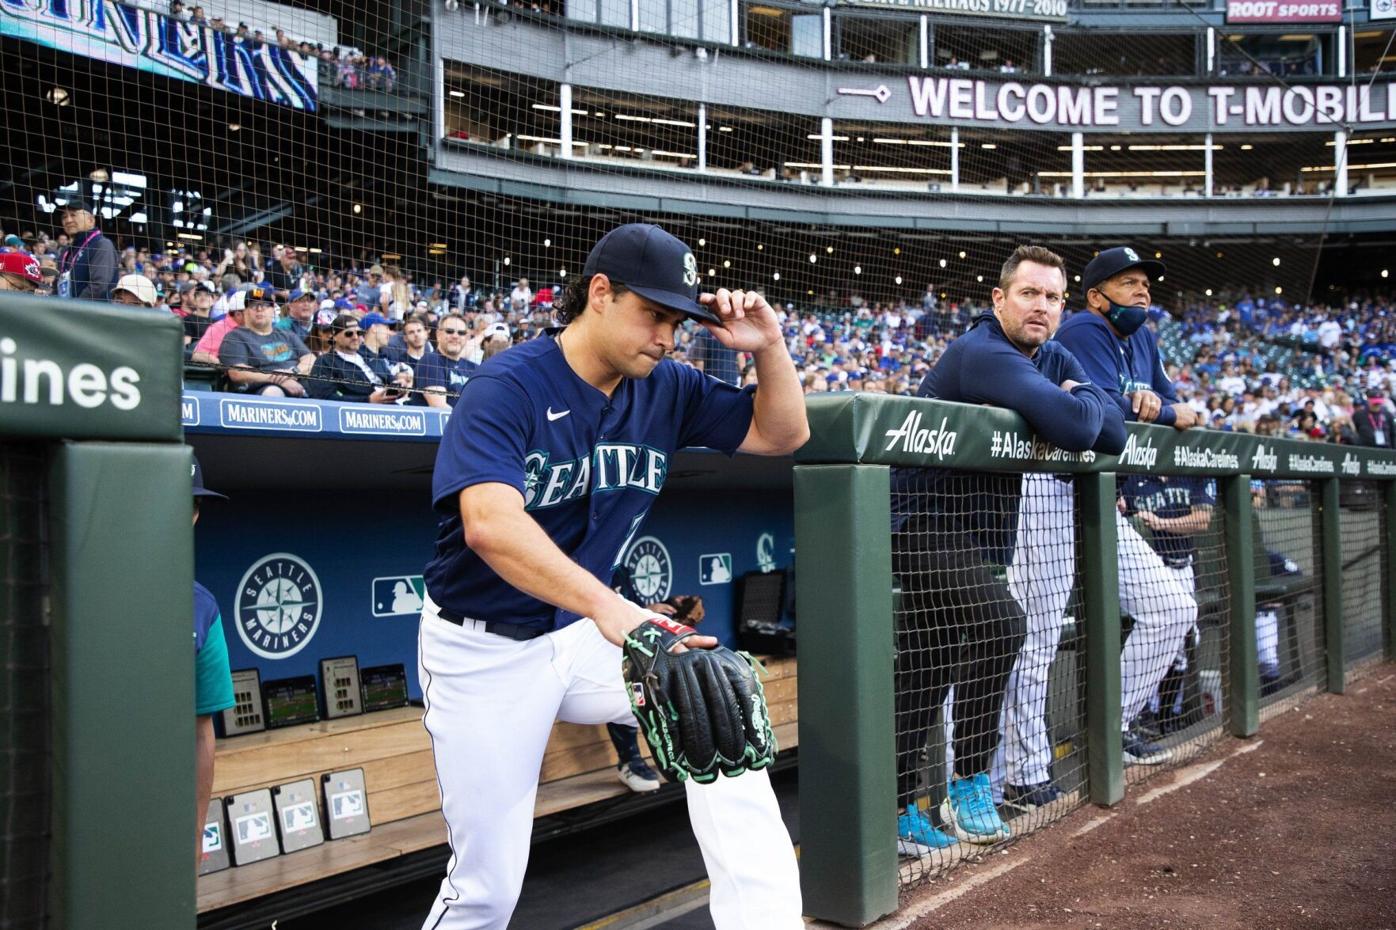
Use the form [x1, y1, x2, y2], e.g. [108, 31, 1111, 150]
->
[631, 682, 646, 707]
[372, 575, 426, 617]
[699, 553, 733, 586]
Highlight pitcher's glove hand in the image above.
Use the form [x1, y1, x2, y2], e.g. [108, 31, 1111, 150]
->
[622, 618, 776, 784]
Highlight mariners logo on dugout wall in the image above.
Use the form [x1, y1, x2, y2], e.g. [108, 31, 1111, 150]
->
[624, 536, 672, 602]
[235, 553, 323, 659]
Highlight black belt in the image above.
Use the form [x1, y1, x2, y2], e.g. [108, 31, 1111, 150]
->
[435, 605, 548, 641]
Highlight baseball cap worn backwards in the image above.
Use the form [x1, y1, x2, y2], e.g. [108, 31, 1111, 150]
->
[583, 223, 720, 325]
[1081, 246, 1166, 294]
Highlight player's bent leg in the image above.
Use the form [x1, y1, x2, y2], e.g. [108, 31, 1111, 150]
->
[1116, 514, 1197, 732]
[417, 606, 565, 930]
[558, 618, 803, 929]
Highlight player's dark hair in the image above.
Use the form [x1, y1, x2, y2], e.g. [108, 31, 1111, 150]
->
[998, 245, 1066, 293]
[555, 275, 630, 325]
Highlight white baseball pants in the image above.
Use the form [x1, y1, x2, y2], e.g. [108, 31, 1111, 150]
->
[416, 595, 803, 930]
[993, 477, 1200, 793]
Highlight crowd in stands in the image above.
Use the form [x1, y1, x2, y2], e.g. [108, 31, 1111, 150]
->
[3, 214, 1394, 444]
[155, 0, 397, 90]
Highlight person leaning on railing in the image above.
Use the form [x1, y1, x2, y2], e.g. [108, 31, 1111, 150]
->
[889, 244, 1127, 855]
[307, 314, 413, 404]
[219, 286, 315, 397]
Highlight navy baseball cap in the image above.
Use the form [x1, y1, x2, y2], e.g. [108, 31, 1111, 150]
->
[245, 285, 274, 304]
[191, 454, 227, 500]
[289, 287, 315, 302]
[582, 224, 720, 325]
[1081, 246, 1166, 294]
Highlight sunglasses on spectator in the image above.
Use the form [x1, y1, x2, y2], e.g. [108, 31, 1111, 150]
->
[440, 328, 467, 335]
[338, 329, 363, 337]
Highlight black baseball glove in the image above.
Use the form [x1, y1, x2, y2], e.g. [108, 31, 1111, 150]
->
[622, 618, 777, 784]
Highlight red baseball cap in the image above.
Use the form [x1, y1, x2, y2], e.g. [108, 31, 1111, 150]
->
[0, 251, 43, 285]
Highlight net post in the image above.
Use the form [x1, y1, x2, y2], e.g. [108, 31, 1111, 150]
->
[794, 463, 898, 926]
[1384, 477, 1396, 659]
[1319, 478, 1345, 694]
[48, 443, 195, 929]
[1078, 471, 1123, 807]
[1221, 473, 1258, 737]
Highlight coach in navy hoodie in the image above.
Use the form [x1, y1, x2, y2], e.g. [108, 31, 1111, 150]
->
[890, 245, 1125, 855]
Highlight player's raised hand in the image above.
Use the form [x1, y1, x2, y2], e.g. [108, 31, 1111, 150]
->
[698, 288, 782, 353]
[593, 597, 719, 651]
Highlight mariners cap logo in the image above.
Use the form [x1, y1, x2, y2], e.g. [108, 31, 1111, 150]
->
[682, 252, 698, 288]
[1123, 247, 1140, 262]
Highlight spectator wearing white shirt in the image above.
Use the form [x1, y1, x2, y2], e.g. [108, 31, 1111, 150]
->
[509, 277, 533, 313]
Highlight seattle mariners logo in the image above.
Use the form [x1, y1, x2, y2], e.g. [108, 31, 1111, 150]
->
[756, 532, 776, 573]
[624, 536, 672, 602]
[234, 553, 323, 659]
[1123, 247, 1140, 262]
[682, 252, 698, 288]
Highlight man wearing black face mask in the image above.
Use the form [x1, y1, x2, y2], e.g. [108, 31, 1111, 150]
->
[1054, 245, 1200, 768]
[1056, 247, 1201, 431]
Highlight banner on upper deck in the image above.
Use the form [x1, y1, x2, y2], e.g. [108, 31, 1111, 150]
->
[0, 0, 318, 111]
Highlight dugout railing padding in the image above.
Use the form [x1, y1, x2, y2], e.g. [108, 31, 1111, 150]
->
[792, 392, 1396, 928]
[0, 293, 190, 930]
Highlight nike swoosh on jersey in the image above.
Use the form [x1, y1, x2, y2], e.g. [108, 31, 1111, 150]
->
[546, 407, 570, 421]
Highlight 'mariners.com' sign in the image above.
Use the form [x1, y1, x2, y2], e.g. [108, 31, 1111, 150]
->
[839, 0, 1067, 23]
[830, 75, 1396, 132]
[0, 0, 318, 111]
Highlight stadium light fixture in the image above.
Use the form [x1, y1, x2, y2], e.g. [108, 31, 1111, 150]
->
[1240, 144, 1253, 150]
[958, 251, 966, 259]
[756, 244, 764, 251]
[47, 87, 72, 106]
[809, 254, 817, 264]
[723, 260, 731, 268]
[503, 257, 511, 266]
[449, 90, 466, 98]
[560, 268, 567, 277]
[826, 246, 834, 254]
[1272, 257, 1281, 266]
[854, 266, 862, 275]
[981, 144, 996, 150]
[977, 275, 984, 283]
[773, 273, 781, 281]
[228, 123, 241, 132]
[1206, 288, 1214, 296]
[1383, 270, 1390, 279]
[708, 268, 716, 276]
[938, 259, 947, 268]
[177, 233, 203, 241]
[352, 204, 362, 214]
[698, 238, 706, 247]
[893, 247, 901, 255]
[895, 276, 903, 285]
[1275, 286, 1283, 295]
[1155, 252, 1163, 258]
[544, 239, 551, 247]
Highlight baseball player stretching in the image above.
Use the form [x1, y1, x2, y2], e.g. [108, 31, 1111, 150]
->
[891, 246, 1125, 853]
[1001, 247, 1200, 809]
[416, 224, 808, 930]
[1120, 475, 1215, 731]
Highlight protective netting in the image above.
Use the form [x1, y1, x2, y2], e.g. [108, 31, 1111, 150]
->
[1255, 478, 1326, 720]
[891, 469, 1088, 886]
[1119, 473, 1230, 788]
[0, 0, 1390, 412]
[0, 445, 51, 930]
[1338, 480, 1385, 669]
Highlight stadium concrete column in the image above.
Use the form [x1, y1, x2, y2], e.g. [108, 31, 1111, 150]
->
[697, 103, 707, 172]
[950, 127, 960, 192]
[630, 0, 639, 31]
[1338, 25, 1347, 78]
[1071, 133, 1084, 199]
[1042, 24, 1053, 76]
[919, 16, 929, 70]
[821, 118, 834, 187]
[560, 83, 573, 160]
[1205, 27, 1215, 74]
[822, 6, 832, 60]
[1334, 131, 1349, 197]
[729, 0, 739, 46]
[1205, 132, 1214, 197]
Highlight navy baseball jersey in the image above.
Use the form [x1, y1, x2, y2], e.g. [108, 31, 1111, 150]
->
[415, 351, 478, 407]
[425, 331, 755, 630]
[1120, 474, 1215, 565]
[1055, 311, 1179, 427]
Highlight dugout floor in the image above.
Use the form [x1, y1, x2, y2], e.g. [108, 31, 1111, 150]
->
[274, 767, 801, 930]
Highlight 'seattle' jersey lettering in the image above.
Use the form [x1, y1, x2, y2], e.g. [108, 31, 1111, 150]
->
[425, 331, 754, 631]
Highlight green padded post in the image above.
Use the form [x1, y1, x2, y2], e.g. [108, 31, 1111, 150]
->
[1078, 471, 1123, 807]
[1385, 481, 1396, 661]
[1319, 479, 1344, 694]
[1221, 474, 1258, 737]
[794, 464, 898, 927]
[48, 443, 195, 930]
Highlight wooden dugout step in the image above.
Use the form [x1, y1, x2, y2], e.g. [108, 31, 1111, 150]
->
[198, 656, 798, 913]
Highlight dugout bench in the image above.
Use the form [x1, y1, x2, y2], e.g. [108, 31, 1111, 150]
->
[196, 656, 799, 925]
